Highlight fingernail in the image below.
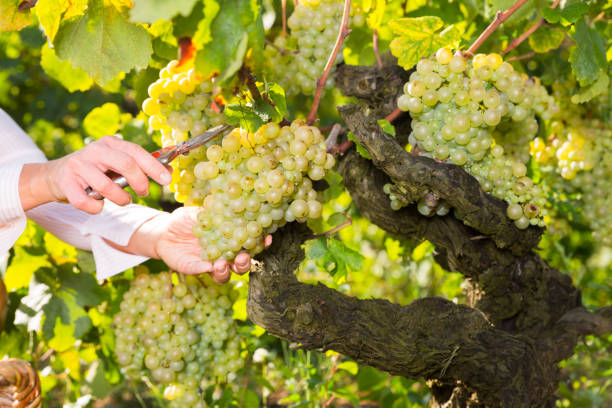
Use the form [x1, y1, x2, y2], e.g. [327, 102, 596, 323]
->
[160, 172, 172, 185]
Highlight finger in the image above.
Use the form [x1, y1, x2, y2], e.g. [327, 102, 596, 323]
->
[101, 135, 172, 186]
[79, 162, 133, 206]
[212, 259, 231, 284]
[182, 259, 214, 275]
[232, 253, 251, 275]
[63, 179, 104, 214]
[97, 146, 150, 197]
[264, 234, 273, 248]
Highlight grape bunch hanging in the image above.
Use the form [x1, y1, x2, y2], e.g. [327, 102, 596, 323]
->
[389, 49, 559, 229]
[113, 270, 242, 408]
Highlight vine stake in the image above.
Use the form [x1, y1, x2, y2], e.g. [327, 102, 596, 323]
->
[306, 0, 352, 125]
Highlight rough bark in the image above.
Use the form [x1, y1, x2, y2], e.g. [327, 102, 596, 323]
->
[245, 60, 612, 408]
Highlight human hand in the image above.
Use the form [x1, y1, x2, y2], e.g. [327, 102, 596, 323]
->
[135, 207, 271, 284]
[20, 135, 172, 214]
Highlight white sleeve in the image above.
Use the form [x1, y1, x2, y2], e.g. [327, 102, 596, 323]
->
[0, 108, 165, 280]
[26, 202, 164, 280]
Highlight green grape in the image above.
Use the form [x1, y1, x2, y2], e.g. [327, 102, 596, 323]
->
[113, 270, 242, 408]
[388, 49, 555, 227]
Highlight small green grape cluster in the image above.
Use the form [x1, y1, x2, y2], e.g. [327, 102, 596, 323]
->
[113, 270, 242, 408]
[176, 121, 334, 263]
[264, 0, 364, 95]
[142, 60, 226, 204]
[393, 49, 557, 229]
[143, 59, 225, 136]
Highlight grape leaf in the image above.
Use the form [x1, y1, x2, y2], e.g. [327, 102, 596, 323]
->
[366, 0, 386, 29]
[0, 0, 31, 32]
[35, 0, 69, 41]
[489, 0, 538, 24]
[130, 0, 200, 23]
[40, 43, 94, 92]
[83, 103, 122, 139]
[528, 25, 565, 53]
[195, 0, 261, 81]
[347, 132, 372, 159]
[259, 82, 288, 120]
[377, 119, 396, 137]
[192, 0, 219, 47]
[389, 17, 461, 70]
[307, 237, 364, 281]
[542, 2, 588, 25]
[54, 0, 152, 85]
[571, 70, 610, 104]
[569, 19, 607, 86]
[224, 102, 266, 132]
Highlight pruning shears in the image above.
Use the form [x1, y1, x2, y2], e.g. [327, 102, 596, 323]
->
[86, 124, 232, 200]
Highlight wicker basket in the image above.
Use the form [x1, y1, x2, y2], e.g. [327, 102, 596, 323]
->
[0, 359, 42, 408]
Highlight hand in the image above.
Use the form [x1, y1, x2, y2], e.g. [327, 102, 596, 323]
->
[20, 135, 172, 214]
[132, 207, 271, 284]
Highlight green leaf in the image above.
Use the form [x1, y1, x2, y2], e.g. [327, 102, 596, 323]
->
[337, 361, 359, 375]
[193, 0, 220, 47]
[328, 238, 364, 275]
[569, 19, 607, 86]
[347, 132, 371, 159]
[260, 81, 288, 120]
[241, 389, 260, 408]
[194, 0, 261, 80]
[571, 70, 610, 104]
[130, 0, 200, 23]
[40, 43, 94, 92]
[0, 0, 31, 32]
[35, 0, 69, 41]
[489, 0, 537, 24]
[224, 102, 265, 132]
[543, 2, 588, 25]
[528, 25, 565, 53]
[83, 103, 122, 139]
[378, 119, 396, 137]
[389, 17, 461, 70]
[328, 212, 348, 227]
[54, 0, 152, 85]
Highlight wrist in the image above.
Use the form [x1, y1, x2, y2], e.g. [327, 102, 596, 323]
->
[128, 212, 172, 259]
[19, 162, 57, 211]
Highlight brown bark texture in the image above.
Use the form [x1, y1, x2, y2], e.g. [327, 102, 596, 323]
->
[246, 61, 612, 407]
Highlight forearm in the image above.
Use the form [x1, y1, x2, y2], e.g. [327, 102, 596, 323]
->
[19, 162, 56, 212]
[104, 213, 170, 259]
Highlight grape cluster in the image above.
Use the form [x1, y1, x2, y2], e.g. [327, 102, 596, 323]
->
[113, 270, 242, 408]
[530, 83, 612, 245]
[392, 49, 557, 228]
[264, 0, 364, 95]
[186, 121, 334, 262]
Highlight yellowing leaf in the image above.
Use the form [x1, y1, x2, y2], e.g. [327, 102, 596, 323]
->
[48, 318, 77, 352]
[130, 0, 199, 23]
[232, 297, 247, 321]
[0, 0, 31, 32]
[389, 17, 461, 70]
[412, 240, 432, 262]
[337, 361, 359, 375]
[528, 25, 565, 53]
[54, 0, 152, 85]
[44, 231, 78, 264]
[40, 43, 94, 92]
[5, 247, 50, 291]
[83, 103, 122, 138]
[35, 0, 70, 41]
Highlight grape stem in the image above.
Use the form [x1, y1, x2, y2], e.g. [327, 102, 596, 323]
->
[506, 51, 536, 62]
[385, 107, 402, 122]
[325, 123, 344, 151]
[501, 0, 560, 55]
[328, 140, 353, 155]
[306, 0, 352, 125]
[311, 214, 352, 238]
[373, 29, 383, 69]
[282, 0, 288, 38]
[465, 0, 530, 56]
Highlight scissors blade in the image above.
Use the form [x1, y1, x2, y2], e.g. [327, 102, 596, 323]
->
[176, 124, 232, 155]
